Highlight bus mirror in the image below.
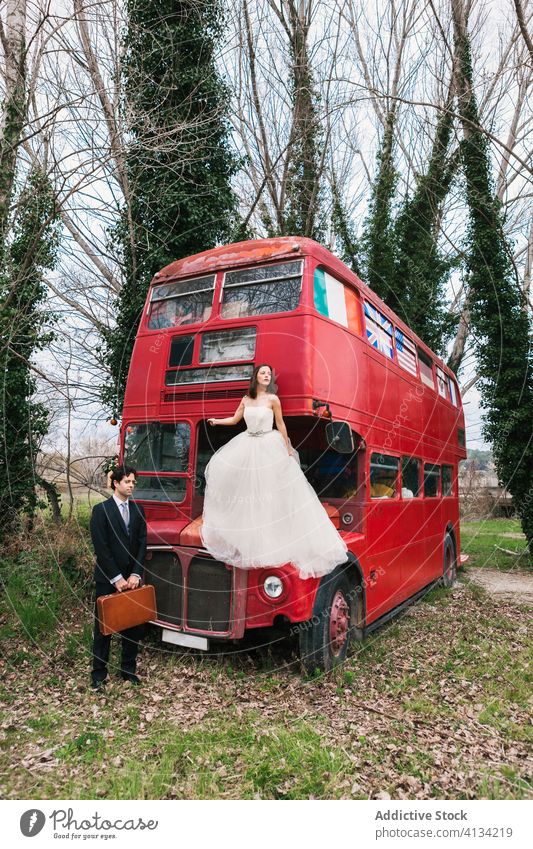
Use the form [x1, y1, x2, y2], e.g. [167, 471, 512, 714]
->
[325, 421, 354, 453]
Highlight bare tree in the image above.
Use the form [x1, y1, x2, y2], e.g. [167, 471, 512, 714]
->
[1, 0, 530, 476]
[0, 0, 27, 243]
[512, 0, 533, 64]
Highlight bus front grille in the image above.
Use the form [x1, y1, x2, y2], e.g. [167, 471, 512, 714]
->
[186, 557, 232, 632]
[145, 551, 183, 626]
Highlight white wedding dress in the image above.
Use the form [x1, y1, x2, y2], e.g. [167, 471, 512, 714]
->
[200, 405, 348, 579]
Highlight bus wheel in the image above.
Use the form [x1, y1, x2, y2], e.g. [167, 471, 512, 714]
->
[299, 569, 359, 674]
[442, 534, 456, 588]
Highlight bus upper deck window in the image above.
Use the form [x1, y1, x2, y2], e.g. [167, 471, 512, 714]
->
[370, 453, 399, 498]
[436, 366, 449, 399]
[364, 302, 393, 359]
[169, 335, 195, 367]
[394, 329, 417, 375]
[417, 348, 435, 389]
[148, 275, 215, 329]
[200, 327, 256, 363]
[448, 376, 459, 406]
[314, 268, 361, 333]
[220, 260, 302, 319]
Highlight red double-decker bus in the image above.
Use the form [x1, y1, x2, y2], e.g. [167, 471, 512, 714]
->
[120, 237, 466, 671]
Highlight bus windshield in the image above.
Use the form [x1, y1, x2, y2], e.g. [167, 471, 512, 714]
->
[124, 422, 190, 472]
[194, 417, 358, 501]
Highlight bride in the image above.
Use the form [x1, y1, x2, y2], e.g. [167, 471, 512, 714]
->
[199, 364, 348, 580]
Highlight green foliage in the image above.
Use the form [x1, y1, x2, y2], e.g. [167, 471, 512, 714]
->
[392, 112, 458, 354]
[0, 40, 26, 252]
[103, 0, 239, 412]
[0, 539, 87, 644]
[331, 178, 360, 274]
[361, 112, 456, 353]
[456, 37, 533, 550]
[0, 169, 59, 536]
[361, 119, 399, 311]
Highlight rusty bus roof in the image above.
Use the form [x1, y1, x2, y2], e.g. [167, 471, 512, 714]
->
[151, 236, 457, 382]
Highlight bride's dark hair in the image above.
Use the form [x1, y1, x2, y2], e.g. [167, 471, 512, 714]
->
[248, 363, 277, 399]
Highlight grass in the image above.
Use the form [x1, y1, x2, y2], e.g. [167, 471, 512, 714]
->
[0, 530, 92, 650]
[23, 714, 355, 800]
[460, 518, 531, 571]
[0, 511, 531, 800]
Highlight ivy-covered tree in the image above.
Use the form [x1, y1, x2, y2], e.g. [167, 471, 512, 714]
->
[361, 105, 458, 354]
[0, 169, 59, 535]
[392, 109, 457, 354]
[240, 0, 327, 242]
[452, 0, 533, 550]
[331, 173, 360, 275]
[103, 0, 239, 413]
[0, 0, 27, 255]
[281, 0, 326, 241]
[360, 116, 399, 313]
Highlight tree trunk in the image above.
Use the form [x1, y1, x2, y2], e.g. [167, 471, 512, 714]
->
[0, 0, 27, 247]
[38, 477, 62, 524]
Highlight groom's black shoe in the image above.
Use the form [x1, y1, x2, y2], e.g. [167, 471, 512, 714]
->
[91, 677, 107, 690]
[121, 672, 141, 685]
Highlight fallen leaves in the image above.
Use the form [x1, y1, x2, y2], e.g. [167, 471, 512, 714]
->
[20, 745, 59, 771]
[1, 576, 531, 800]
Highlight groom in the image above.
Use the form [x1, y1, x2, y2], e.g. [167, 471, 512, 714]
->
[90, 465, 147, 688]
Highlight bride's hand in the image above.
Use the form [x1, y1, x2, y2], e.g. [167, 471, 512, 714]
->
[208, 418, 216, 426]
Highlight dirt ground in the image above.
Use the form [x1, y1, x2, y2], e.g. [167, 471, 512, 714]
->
[465, 568, 533, 605]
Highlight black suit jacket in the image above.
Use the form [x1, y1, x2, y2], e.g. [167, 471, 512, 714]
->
[90, 497, 147, 586]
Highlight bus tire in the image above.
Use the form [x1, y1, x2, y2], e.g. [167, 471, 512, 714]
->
[441, 533, 456, 588]
[299, 567, 359, 674]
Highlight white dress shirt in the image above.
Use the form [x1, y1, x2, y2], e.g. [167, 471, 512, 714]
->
[110, 494, 141, 585]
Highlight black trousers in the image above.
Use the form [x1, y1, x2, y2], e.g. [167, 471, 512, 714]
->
[91, 583, 144, 683]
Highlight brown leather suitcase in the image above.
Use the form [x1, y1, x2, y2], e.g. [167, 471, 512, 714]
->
[97, 585, 157, 636]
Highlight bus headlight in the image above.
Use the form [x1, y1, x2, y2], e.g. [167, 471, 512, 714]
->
[263, 575, 284, 599]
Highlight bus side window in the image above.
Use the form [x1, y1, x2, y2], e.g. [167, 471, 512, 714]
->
[418, 348, 435, 389]
[313, 267, 362, 334]
[370, 453, 399, 498]
[448, 377, 459, 406]
[394, 329, 417, 375]
[364, 302, 394, 359]
[442, 465, 454, 496]
[401, 457, 421, 497]
[436, 366, 449, 399]
[424, 464, 440, 497]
